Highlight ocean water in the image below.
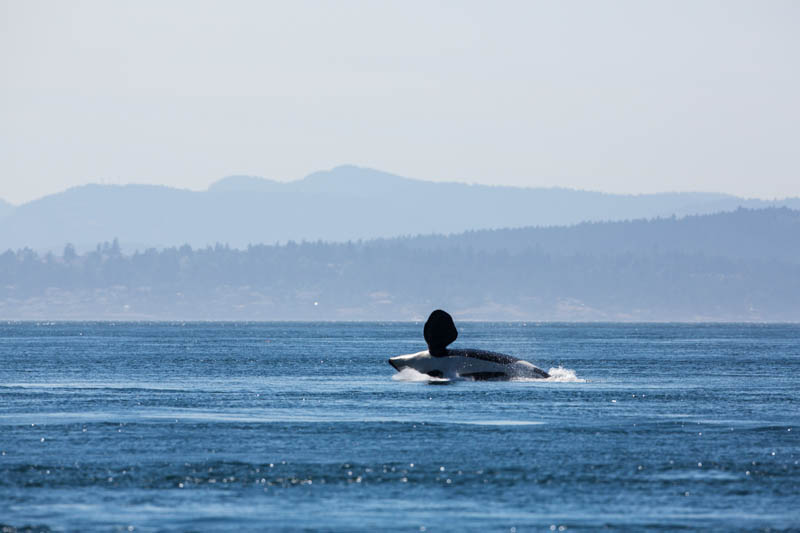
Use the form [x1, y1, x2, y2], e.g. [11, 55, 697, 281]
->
[1, 322, 798, 532]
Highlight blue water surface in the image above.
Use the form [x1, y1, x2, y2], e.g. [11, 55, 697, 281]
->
[0, 322, 798, 532]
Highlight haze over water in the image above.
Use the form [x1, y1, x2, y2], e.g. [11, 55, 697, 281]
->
[1, 321, 798, 531]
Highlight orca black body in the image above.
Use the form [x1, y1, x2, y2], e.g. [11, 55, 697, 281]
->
[388, 310, 549, 380]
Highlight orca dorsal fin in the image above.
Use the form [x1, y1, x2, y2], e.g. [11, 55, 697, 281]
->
[423, 309, 458, 356]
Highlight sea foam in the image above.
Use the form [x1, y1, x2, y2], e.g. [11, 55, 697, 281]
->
[543, 366, 585, 383]
[392, 366, 585, 383]
[392, 368, 449, 382]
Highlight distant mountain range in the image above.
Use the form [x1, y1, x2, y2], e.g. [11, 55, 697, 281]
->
[391, 207, 800, 263]
[0, 198, 14, 219]
[2, 165, 799, 252]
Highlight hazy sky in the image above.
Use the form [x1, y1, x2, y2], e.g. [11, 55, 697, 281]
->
[2, 0, 798, 204]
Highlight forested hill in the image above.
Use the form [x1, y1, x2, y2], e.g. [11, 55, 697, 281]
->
[392, 207, 800, 263]
[2, 165, 800, 252]
[1, 208, 798, 321]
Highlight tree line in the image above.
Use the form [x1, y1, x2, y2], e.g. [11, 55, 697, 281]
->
[1, 214, 798, 320]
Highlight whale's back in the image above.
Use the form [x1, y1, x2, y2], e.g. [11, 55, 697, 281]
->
[388, 349, 549, 380]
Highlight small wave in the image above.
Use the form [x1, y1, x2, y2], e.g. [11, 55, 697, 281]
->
[0, 382, 191, 392]
[0, 524, 51, 533]
[460, 420, 543, 426]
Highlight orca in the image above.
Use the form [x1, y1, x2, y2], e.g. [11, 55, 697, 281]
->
[388, 310, 549, 380]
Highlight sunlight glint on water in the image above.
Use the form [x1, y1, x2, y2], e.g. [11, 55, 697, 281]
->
[0, 321, 798, 532]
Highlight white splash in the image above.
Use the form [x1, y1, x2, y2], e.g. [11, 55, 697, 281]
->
[392, 368, 451, 382]
[392, 366, 584, 383]
[544, 366, 585, 383]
